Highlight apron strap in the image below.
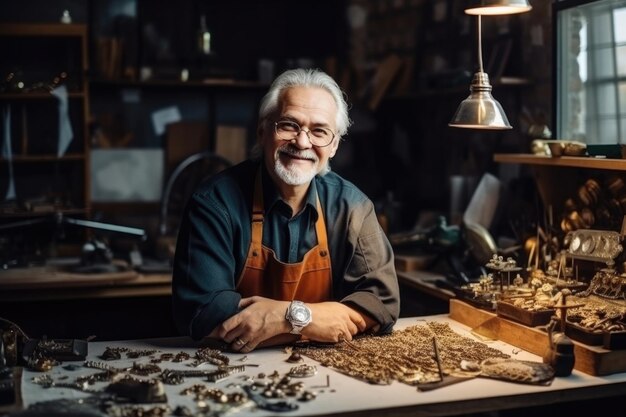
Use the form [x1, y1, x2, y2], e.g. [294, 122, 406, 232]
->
[250, 166, 264, 256]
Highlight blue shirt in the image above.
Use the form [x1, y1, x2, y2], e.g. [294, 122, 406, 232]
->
[172, 159, 400, 340]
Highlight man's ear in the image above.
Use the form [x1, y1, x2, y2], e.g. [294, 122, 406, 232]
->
[329, 137, 340, 159]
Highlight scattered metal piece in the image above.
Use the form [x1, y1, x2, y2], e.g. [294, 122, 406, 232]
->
[243, 385, 298, 412]
[287, 364, 317, 378]
[311, 374, 330, 389]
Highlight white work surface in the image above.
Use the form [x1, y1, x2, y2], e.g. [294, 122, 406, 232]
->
[19, 316, 626, 417]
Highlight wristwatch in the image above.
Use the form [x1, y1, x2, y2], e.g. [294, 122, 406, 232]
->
[285, 300, 312, 335]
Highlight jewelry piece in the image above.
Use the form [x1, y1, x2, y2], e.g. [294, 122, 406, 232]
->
[129, 362, 161, 376]
[287, 364, 317, 378]
[172, 352, 191, 362]
[243, 385, 299, 412]
[298, 322, 509, 385]
[191, 347, 230, 367]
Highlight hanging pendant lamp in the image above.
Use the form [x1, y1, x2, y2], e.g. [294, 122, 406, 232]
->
[449, 15, 512, 130]
[449, 71, 512, 129]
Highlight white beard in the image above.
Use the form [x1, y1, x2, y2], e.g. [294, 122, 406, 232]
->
[274, 145, 319, 185]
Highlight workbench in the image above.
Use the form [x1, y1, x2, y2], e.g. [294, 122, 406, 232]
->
[7, 316, 626, 417]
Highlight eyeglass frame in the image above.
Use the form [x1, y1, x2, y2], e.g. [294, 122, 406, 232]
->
[273, 120, 336, 148]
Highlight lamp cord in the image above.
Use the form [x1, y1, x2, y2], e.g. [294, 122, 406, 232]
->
[478, 15, 484, 73]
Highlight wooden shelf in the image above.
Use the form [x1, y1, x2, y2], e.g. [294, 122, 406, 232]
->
[0, 92, 86, 100]
[0, 23, 86, 37]
[0, 154, 85, 162]
[494, 153, 626, 171]
[0, 23, 91, 221]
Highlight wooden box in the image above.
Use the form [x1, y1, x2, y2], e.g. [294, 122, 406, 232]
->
[449, 298, 626, 376]
[496, 301, 555, 327]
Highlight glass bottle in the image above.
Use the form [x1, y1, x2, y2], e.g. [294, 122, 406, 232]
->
[198, 15, 211, 55]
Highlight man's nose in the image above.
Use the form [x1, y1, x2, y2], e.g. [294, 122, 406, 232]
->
[293, 129, 313, 148]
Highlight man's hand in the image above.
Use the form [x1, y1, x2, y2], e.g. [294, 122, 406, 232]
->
[216, 297, 376, 352]
[217, 296, 291, 353]
[303, 302, 368, 343]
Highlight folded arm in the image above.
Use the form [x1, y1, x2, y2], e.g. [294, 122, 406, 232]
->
[212, 296, 377, 352]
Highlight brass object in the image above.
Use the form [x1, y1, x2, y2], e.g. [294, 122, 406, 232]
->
[287, 364, 317, 378]
[548, 141, 564, 157]
[566, 229, 623, 262]
[298, 322, 508, 386]
[563, 142, 587, 156]
[286, 352, 304, 363]
[476, 358, 554, 384]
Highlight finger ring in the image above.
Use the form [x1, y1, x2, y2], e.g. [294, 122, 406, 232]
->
[235, 338, 247, 346]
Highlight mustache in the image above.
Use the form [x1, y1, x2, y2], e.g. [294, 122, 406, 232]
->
[278, 144, 318, 162]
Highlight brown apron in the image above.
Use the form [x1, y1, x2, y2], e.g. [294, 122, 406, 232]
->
[236, 170, 332, 302]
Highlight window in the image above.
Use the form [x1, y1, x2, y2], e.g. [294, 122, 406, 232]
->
[556, 0, 626, 144]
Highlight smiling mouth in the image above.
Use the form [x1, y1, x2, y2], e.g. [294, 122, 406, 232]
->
[279, 149, 316, 163]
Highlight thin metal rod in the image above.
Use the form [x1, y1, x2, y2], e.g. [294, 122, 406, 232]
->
[478, 15, 484, 72]
[432, 337, 444, 382]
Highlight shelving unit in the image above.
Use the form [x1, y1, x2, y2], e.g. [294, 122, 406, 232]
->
[494, 153, 626, 234]
[0, 23, 91, 219]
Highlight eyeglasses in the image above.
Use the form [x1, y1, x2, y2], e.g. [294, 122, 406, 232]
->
[274, 121, 335, 148]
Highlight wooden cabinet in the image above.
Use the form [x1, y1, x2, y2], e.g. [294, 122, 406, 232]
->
[0, 23, 90, 219]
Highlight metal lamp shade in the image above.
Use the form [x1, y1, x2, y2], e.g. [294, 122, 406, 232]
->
[465, 0, 532, 15]
[449, 72, 512, 130]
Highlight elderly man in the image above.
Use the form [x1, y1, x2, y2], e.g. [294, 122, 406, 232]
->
[173, 68, 399, 352]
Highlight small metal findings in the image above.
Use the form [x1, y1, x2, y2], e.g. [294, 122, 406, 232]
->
[253, 380, 269, 388]
[286, 352, 303, 363]
[159, 370, 184, 385]
[311, 374, 330, 389]
[172, 405, 193, 416]
[268, 370, 280, 380]
[28, 358, 56, 372]
[31, 374, 53, 387]
[130, 362, 162, 376]
[206, 370, 230, 383]
[230, 392, 246, 403]
[126, 348, 158, 359]
[299, 391, 316, 402]
[83, 360, 116, 371]
[287, 364, 317, 378]
[222, 365, 246, 374]
[100, 347, 124, 360]
[173, 352, 191, 362]
[195, 347, 229, 366]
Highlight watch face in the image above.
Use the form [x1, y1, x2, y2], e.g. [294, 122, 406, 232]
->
[290, 303, 311, 326]
[294, 307, 310, 322]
